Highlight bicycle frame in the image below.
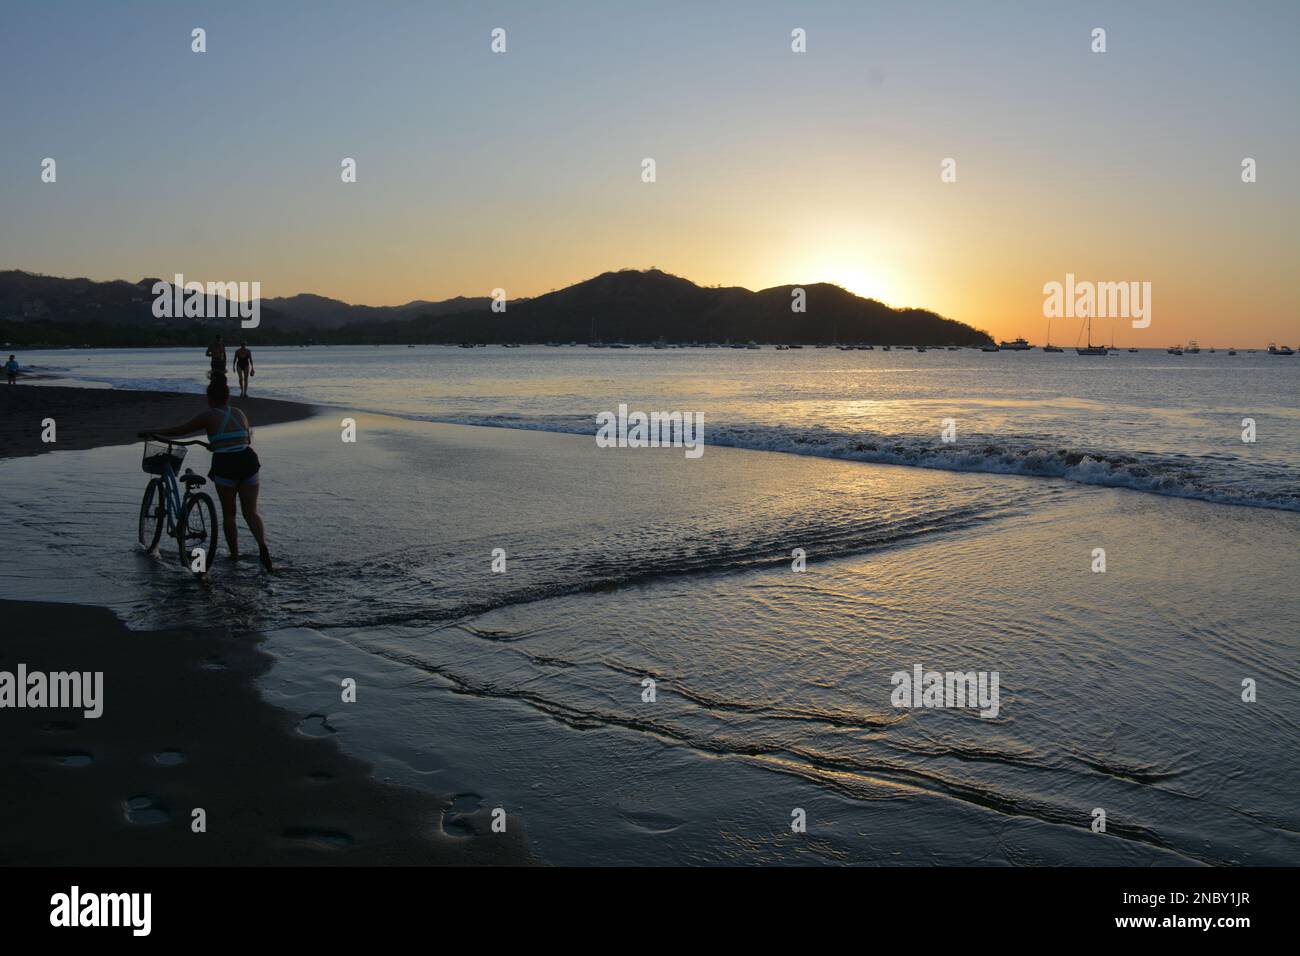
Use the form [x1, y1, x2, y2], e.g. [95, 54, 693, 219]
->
[154, 459, 187, 536]
[142, 435, 210, 543]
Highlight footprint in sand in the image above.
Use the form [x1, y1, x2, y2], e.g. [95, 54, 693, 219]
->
[123, 795, 170, 826]
[440, 793, 483, 838]
[296, 714, 337, 737]
[153, 750, 184, 766]
[282, 826, 353, 849]
[40, 750, 93, 767]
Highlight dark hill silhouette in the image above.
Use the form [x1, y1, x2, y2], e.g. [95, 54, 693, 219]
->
[330, 269, 992, 346]
[0, 268, 992, 347]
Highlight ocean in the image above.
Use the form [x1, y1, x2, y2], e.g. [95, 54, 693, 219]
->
[25, 344, 1300, 510]
[4, 345, 1298, 864]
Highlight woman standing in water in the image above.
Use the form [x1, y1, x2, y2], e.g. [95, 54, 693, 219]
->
[233, 341, 254, 397]
[141, 373, 272, 570]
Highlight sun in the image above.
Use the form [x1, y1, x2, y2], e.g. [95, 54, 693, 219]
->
[815, 265, 895, 304]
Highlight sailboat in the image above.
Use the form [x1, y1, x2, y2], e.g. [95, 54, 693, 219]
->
[1076, 314, 1106, 355]
[1043, 315, 1064, 352]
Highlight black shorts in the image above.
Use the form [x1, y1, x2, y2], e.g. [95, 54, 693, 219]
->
[209, 447, 261, 488]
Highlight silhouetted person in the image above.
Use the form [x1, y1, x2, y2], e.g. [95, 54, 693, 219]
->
[233, 341, 254, 397]
[206, 335, 226, 376]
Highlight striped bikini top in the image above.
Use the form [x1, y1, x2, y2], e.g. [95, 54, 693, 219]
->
[209, 405, 250, 454]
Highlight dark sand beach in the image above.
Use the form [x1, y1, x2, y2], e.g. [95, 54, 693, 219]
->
[0, 385, 315, 459]
[0, 387, 529, 865]
[0, 599, 530, 866]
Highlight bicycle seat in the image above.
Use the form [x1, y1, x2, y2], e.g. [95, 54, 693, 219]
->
[180, 472, 206, 488]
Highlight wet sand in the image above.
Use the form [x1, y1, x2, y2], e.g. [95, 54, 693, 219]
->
[0, 385, 316, 459]
[0, 599, 531, 865]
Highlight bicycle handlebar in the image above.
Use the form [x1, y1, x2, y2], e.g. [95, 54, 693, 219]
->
[141, 433, 212, 450]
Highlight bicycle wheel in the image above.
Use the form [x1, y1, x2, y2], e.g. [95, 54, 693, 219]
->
[178, 493, 219, 575]
[138, 479, 165, 551]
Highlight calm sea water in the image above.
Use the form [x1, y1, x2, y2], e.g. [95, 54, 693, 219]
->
[7, 345, 1299, 864]
[26, 344, 1300, 510]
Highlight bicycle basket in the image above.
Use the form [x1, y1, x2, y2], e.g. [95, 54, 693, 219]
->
[142, 440, 187, 475]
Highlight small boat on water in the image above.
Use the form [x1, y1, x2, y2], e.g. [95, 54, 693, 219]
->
[882, 345, 892, 351]
[1127, 348, 1138, 353]
[1044, 317, 1063, 351]
[1168, 345, 1183, 355]
[1267, 343, 1295, 355]
[999, 337, 1032, 351]
[1228, 348, 1238, 355]
[981, 344, 1000, 352]
[1076, 316, 1106, 355]
[1185, 340, 1201, 354]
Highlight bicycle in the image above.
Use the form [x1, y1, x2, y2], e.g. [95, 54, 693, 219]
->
[137, 436, 219, 576]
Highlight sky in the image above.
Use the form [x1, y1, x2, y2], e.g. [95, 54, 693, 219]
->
[2, 0, 1297, 346]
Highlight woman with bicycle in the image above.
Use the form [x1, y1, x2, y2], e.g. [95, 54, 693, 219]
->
[140, 373, 273, 570]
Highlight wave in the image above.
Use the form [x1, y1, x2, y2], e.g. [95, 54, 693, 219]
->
[67, 374, 1300, 512]
[407, 413, 1300, 513]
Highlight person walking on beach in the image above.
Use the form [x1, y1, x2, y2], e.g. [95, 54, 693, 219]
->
[140, 373, 273, 571]
[5, 355, 18, 385]
[205, 335, 226, 377]
[233, 341, 254, 397]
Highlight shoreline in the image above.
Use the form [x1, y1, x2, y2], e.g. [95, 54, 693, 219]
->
[0, 599, 532, 866]
[0, 385, 317, 460]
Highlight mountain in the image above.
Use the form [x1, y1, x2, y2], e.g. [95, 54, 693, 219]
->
[328, 269, 993, 346]
[0, 268, 993, 347]
[257, 293, 494, 329]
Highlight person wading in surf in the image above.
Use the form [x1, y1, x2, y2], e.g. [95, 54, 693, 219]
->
[233, 341, 254, 397]
[140, 373, 272, 570]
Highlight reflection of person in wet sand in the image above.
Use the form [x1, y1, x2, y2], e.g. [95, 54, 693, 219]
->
[234, 341, 254, 397]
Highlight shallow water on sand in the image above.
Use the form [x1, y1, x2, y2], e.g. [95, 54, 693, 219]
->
[2, 415, 1297, 864]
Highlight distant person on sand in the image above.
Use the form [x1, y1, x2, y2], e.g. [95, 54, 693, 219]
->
[140, 373, 273, 571]
[233, 341, 254, 397]
[205, 335, 226, 376]
[5, 355, 18, 385]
